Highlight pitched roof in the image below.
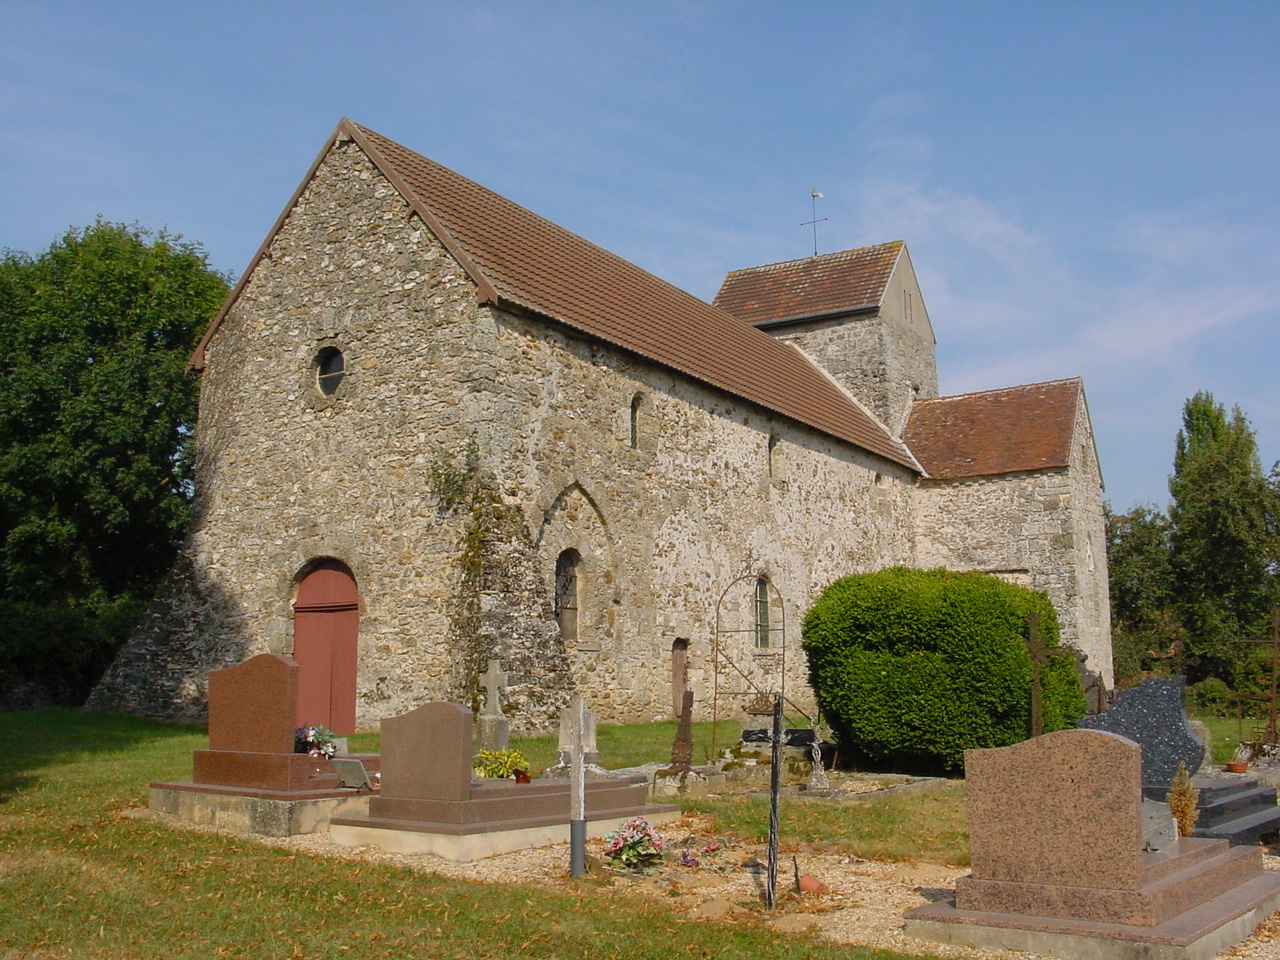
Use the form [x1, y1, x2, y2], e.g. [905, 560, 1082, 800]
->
[195, 120, 917, 470]
[712, 243, 903, 326]
[904, 379, 1082, 479]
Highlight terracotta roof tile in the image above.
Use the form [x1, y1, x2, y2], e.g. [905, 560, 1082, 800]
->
[343, 122, 916, 469]
[712, 243, 903, 325]
[904, 379, 1082, 479]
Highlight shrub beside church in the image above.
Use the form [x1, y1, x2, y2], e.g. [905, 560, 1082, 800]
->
[803, 567, 1086, 771]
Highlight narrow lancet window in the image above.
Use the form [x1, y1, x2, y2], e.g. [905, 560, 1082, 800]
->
[755, 577, 771, 648]
[555, 549, 580, 642]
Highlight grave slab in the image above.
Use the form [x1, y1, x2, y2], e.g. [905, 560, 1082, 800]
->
[905, 729, 1280, 960]
[150, 653, 380, 835]
[331, 702, 678, 861]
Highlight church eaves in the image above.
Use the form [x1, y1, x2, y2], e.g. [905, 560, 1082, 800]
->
[193, 120, 917, 471]
[904, 378, 1083, 480]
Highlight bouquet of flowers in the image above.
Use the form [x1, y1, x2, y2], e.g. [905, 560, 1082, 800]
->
[603, 816, 663, 870]
[294, 725, 338, 759]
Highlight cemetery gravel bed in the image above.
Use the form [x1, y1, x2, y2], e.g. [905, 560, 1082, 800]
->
[139, 809, 1280, 959]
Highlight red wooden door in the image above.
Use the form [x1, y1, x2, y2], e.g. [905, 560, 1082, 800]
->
[293, 560, 358, 735]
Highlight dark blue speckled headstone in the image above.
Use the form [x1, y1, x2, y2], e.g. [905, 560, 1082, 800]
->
[1078, 677, 1205, 788]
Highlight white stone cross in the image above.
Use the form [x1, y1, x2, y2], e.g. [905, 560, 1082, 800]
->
[479, 659, 508, 717]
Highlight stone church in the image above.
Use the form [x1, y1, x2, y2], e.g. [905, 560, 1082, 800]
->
[88, 119, 1111, 733]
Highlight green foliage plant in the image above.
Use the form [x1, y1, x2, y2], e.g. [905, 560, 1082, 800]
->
[1187, 677, 1234, 717]
[0, 221, 229, 605]
[0, 222, 228, 702]
[1168, 392, 1279, 683]
[473, 748, 528, 778]
[426, 437, 478, 512]
[0, 596, 145, 705]
[802, 567, 1085, 772]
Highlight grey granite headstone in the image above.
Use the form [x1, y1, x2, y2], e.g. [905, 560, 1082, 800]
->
[1078, 677, 1205, 789]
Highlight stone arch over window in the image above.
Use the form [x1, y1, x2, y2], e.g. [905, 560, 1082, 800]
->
[537, 481, 617, 651]
[291, 557, 359, 734]
[555, 549, 581, 642]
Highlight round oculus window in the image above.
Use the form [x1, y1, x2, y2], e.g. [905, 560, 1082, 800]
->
[316, 347, 345, 396]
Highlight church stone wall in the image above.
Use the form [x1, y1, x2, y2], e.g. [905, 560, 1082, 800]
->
[911, 405, 1113, 686]
[91, 138, 918, 731]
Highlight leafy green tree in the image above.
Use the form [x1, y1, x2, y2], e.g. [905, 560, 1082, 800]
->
[1167, 391, 1279, 683]
[1105, 505, 1182, 683]
[0, 222, 228, 701]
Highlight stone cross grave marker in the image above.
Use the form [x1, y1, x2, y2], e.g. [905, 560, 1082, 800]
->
[475, 659, 510, 752]
[479, 659, 508, 716]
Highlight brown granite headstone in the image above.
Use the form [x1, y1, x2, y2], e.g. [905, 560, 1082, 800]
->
[207, 654, 299, 754]
[380, 702, 473, 802]
[966, 728, 1143, 890]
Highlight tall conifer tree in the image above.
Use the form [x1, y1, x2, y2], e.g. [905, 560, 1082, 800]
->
[1168, 391, 1278, 682]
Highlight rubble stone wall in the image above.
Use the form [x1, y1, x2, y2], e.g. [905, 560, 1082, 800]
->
[90, 138, 919, 731]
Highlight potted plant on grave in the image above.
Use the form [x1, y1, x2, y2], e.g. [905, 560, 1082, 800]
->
[294, 725, 339, 759]
[473, 748, 530, 781]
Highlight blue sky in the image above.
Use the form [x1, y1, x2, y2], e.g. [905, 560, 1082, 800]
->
[3, 2, 1278, 512]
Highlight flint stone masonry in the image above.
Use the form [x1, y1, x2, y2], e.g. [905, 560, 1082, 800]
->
[88, 125, 1113, 731]
[1080, 677, 1206, 787]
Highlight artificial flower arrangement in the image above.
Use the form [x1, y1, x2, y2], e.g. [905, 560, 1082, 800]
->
[603, 816, 664, 871]
[294, 725, 338, 759]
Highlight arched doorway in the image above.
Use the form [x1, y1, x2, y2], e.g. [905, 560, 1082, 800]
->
[293, 559, 358, 735]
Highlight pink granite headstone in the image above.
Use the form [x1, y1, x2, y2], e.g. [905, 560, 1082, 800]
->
[206, 654, 299, 754]
[380, 702, 473, 802]
[966, 728, 1144, 890]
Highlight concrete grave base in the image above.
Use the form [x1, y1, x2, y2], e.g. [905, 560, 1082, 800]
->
[330, 808, 682, 862]
[149, 782, 373, 837]
[905, 870, 1280, 960]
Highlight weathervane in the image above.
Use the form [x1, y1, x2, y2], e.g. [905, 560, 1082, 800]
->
[801, 188, 827, 257]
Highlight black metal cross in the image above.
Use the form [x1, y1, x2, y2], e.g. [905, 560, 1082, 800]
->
[1238, 608, 1280, 745]
[1026, 609, 1071, 737]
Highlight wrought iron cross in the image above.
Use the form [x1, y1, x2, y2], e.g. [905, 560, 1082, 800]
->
[1026, 610, 1070, 737]
[1238, 608, 1280, 745]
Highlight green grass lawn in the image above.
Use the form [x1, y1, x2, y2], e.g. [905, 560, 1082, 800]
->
[1192, 712, 1249, 765]
[0, 709, 954, 960]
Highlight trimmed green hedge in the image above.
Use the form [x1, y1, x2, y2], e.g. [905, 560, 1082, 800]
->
[802, 567, 1085, 771]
